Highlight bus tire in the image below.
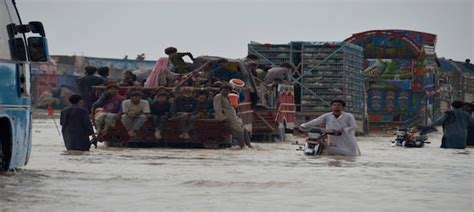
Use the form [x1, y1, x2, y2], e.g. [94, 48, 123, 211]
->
[0, 118, 12, 171]
[0, 135, 3, 171]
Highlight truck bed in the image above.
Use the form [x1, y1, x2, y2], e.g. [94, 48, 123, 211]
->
[97, 118, 232, 149]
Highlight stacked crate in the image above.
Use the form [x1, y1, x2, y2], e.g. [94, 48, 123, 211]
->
[247, 42, 292, 66]
[299, 42, 365, 121]
[248, 41, 365, 123]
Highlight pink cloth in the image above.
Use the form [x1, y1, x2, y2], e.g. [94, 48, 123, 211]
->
[144, 57, 169, 88]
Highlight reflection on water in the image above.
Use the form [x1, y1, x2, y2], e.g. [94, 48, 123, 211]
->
[1, 119, 473, 211]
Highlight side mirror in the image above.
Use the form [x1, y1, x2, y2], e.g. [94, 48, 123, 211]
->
[27, 37, 49, 62]
[8, 38, 27, 61]
[28, 21, 46, 37]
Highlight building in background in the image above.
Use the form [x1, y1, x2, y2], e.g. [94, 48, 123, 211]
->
[31, 55, 156, 108]
[436, 58, 474, 113]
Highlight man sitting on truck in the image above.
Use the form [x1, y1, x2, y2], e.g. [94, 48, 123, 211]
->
[213, 84, 252, 148]
[150, 92, 171, 140]
[92, 84, 125, 136]
[165, 47, 195, 74]
[195, 92, 213, 119]
[170, 87, 198, 139]
[121, 91, 151, 137]
[212, 58, 243, 82]
[119, 71, 140, 86]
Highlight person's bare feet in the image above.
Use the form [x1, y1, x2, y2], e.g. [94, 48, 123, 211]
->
[154, 130, 162, 140]
[179, 132, 190, 139]
[128, 130, 136, 137]
[182, 132, 190, 139]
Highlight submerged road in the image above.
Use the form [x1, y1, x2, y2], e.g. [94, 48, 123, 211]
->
[1, 119, 473, 211]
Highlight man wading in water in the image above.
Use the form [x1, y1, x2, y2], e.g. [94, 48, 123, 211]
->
[60, 95, 96, 151]
[300, 100, 360, 156]
[429, 100, 474, 149]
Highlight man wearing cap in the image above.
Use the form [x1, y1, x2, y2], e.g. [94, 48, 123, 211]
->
[92, 84, 125, 136]
[299, 100, 360, 156]
[121, 91, 151, 137]
[213, 85, 252, 148]
[60, 94, 96, 151]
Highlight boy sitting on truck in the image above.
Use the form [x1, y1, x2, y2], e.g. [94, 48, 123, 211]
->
[195, 92, 213, 119]
[170, 87, 198, 139]
[121, 91, 151, 137]
[92, 84, 124, 136]
[150, 92, 171, 140]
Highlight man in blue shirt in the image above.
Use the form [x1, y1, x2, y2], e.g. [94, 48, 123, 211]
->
[430, 101, 474, 149]
[212, 58, 242, 82]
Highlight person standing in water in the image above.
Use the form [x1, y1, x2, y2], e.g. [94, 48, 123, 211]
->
[60, 95, 96, 151]
[300, 99, 360, 156]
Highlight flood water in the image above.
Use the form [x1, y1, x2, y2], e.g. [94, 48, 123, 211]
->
[1, 119, 473, 211]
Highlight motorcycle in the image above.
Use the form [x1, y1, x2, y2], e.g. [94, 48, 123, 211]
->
[391, 126, 432, 148]
[295, 127, 339, 155]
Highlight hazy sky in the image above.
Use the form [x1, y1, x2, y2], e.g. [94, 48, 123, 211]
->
[17, 0, 473, 62]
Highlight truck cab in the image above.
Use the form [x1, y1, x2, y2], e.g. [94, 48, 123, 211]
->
[0, 0, 49, 171]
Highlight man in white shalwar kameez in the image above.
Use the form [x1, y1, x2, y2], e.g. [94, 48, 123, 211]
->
[300, 100, 361, 156]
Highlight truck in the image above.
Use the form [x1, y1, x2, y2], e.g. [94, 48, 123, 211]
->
[94, 56, 295, 148]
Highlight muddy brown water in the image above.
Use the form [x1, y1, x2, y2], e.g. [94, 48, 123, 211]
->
[1, 119, 473, 211]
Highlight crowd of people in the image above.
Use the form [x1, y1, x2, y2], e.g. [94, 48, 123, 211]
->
[64, 82, 252, 151]
[62, 47, 265, 151]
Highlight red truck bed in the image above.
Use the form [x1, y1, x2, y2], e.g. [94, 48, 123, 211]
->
[97, 118, 232, 149]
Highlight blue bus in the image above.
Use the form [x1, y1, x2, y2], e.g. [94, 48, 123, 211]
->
[1, 0, 49, 171]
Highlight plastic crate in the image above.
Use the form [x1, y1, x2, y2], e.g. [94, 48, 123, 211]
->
[249, 41, 366, 118]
